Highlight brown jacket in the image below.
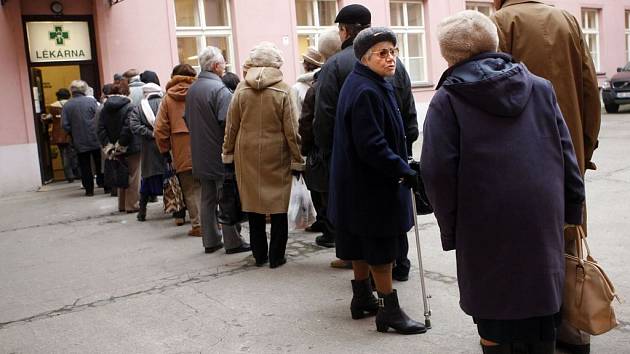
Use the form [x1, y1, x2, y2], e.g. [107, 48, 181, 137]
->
[154, 75, 196, 173]
[48, 100, 71, 145]
[222, 67, 305, 214]
[493, 0, 601, 174]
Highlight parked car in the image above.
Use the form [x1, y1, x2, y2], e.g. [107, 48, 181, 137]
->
[602, 62, 630, 113]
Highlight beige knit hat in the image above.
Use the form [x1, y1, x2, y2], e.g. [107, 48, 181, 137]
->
[437, 10, 499, 66]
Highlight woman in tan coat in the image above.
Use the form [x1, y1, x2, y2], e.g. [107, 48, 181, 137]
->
[154, 64, 201, 236]
[222, 42, 304, 268]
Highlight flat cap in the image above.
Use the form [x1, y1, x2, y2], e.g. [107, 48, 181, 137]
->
[335, 4, 371, 25]
[353, 27, 397, 60]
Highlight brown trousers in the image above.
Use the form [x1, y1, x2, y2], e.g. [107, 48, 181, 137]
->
[177, 170, 201, 228]
[118, 153, 141, 212]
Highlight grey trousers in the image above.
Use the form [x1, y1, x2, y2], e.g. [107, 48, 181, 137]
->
[200, 178, 246, 250]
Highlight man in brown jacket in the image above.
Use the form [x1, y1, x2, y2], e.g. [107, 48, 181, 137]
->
[493, 1, 601, 353]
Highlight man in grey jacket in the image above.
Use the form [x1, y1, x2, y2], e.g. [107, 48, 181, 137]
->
[62, 80, 102, 196]
[185, 46, 250, 255]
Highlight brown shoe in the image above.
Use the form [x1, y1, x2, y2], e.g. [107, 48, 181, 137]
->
[187, 227, 201, 237]
[330, 259, 353, 269]
[175, 218, 185, 226]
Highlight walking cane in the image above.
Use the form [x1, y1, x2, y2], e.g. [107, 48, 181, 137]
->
[410, 189, 432, 329]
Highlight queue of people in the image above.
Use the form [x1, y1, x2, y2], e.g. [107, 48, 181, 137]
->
[54, 1, 604, 352]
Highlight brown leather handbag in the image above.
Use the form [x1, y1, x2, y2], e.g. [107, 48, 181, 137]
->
[563, 225, 619, 335]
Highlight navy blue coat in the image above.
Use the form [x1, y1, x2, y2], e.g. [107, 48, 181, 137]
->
[421, 53, 585, 320]
[328, 63, 414, 238]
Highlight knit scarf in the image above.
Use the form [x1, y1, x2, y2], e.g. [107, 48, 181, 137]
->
[140, 83, 163, 127]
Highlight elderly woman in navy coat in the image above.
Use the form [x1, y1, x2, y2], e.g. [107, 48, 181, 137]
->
[421, 11, 585, 353]
[328, 27, 425, 335]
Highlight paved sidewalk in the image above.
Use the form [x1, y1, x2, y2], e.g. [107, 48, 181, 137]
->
[1, 112, 629, 353]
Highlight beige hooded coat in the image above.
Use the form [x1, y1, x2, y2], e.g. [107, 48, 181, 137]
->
[222, 67, 304, 214]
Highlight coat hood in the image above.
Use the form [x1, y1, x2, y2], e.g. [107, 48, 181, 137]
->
[439, 53, 533, 117]
[245, 67, 283, 90]
[103, 95, 131, 112]
[166, 76, 195, 101]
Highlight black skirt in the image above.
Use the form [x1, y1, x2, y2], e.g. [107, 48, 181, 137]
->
[335, 230, 401, 266]
[474, 312, 562, 344]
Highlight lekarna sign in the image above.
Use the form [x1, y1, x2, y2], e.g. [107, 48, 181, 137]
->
[26, 21, 92, 63]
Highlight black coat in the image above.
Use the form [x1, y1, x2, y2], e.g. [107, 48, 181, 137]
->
[328, 62, 414, 238]
[97, 95, 140, 155]
[314, 38, 418, 188]
[421, 53, 585, 320]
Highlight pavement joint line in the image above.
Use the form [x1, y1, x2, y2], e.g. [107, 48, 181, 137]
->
[0, 211, 123, 234]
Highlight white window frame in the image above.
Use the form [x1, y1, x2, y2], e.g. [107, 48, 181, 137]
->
[295, 0, 338, 54]
[581, 8, 601, 71]
[465, 1, 494, 16]
[626, 11, 630, 62]
[390, 0, 428, 85]
[174, 0, 235, 72]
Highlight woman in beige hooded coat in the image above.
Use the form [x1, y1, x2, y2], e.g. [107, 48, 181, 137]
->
[222, 42, 304, 268]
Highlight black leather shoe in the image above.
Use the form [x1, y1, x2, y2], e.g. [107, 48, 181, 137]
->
[205, 243, 224, 254]
[556, 340, 590, 354]
[226, 243, 251, 254]
[392, 268, 409, 282]
[315, 234, 335, 248]
[350, 279, 379, 319]
[376, 290, 426, 335]
[269, 258, 287, 269]
[305, 221, 323, 232]
[255, 258, 268, 267]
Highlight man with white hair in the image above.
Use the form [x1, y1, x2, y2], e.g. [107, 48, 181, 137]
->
[185, 46, 250, 255]
[62, 80, 102, 196]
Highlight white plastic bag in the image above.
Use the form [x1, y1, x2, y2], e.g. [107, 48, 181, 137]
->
[288, 176, 317, 231]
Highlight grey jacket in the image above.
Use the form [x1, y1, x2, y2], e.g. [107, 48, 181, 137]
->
[129, 94, 166, 178]
[184, 71, 233, 180]
[62, 92, 100, 153]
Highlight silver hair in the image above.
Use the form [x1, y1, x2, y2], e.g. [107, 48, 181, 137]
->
[198, 46, 225, 73]
[249, 42, 284, 69]
[69, 80, 88, 94]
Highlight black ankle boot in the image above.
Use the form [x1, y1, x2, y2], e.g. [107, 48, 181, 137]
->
[375, 290, 426, 334]
[350, 279, 378, 319]
[481, 343, 511, 354]
[137, 194, 148, 221]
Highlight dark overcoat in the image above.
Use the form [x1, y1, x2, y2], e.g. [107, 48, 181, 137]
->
[328, 62, 414, 238]
[61, 93, 100, 153]
[421, 53, 585, 320]
[129, 94, 165, 178]
[97, 95, 141, 155]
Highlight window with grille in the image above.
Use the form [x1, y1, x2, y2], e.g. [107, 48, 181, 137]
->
[295, 0, 338, 69]
[390, 0, 428, 84]
[465, 2, 494, 16]
[581, 9, 600, 71]
[174, 0, 235, 72]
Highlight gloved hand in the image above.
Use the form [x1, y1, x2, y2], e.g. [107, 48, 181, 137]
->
[400, 171, 419, 191]
[102, 143, 115, 159]
[224, 163, 235, 174]
[292, 170, 302, 180]
[162, 152, 172, 163]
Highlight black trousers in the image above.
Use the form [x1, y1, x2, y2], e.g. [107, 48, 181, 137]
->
[77, 149, 103, 194]
[248, 212, 288, 263]
[394, 233, 410, 275]
[317, 192, 335, 238]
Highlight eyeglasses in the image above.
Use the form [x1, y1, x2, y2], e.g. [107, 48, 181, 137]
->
[371, 47, 399, 59]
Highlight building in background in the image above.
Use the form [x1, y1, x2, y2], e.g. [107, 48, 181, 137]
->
[1, 0, 629, 196]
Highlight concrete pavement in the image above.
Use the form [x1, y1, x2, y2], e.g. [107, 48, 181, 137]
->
[1, 111, 629, 353]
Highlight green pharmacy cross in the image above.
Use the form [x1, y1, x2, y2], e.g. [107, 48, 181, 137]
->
[49, 26, 69, 45]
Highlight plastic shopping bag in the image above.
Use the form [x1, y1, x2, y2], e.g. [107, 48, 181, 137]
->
[288, 176, 317, 231]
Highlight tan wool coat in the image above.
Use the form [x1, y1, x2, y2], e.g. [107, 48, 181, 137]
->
[493, 0, 601, 174]
[154, 75, 196, 173]
[222, 67, 305, 214]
